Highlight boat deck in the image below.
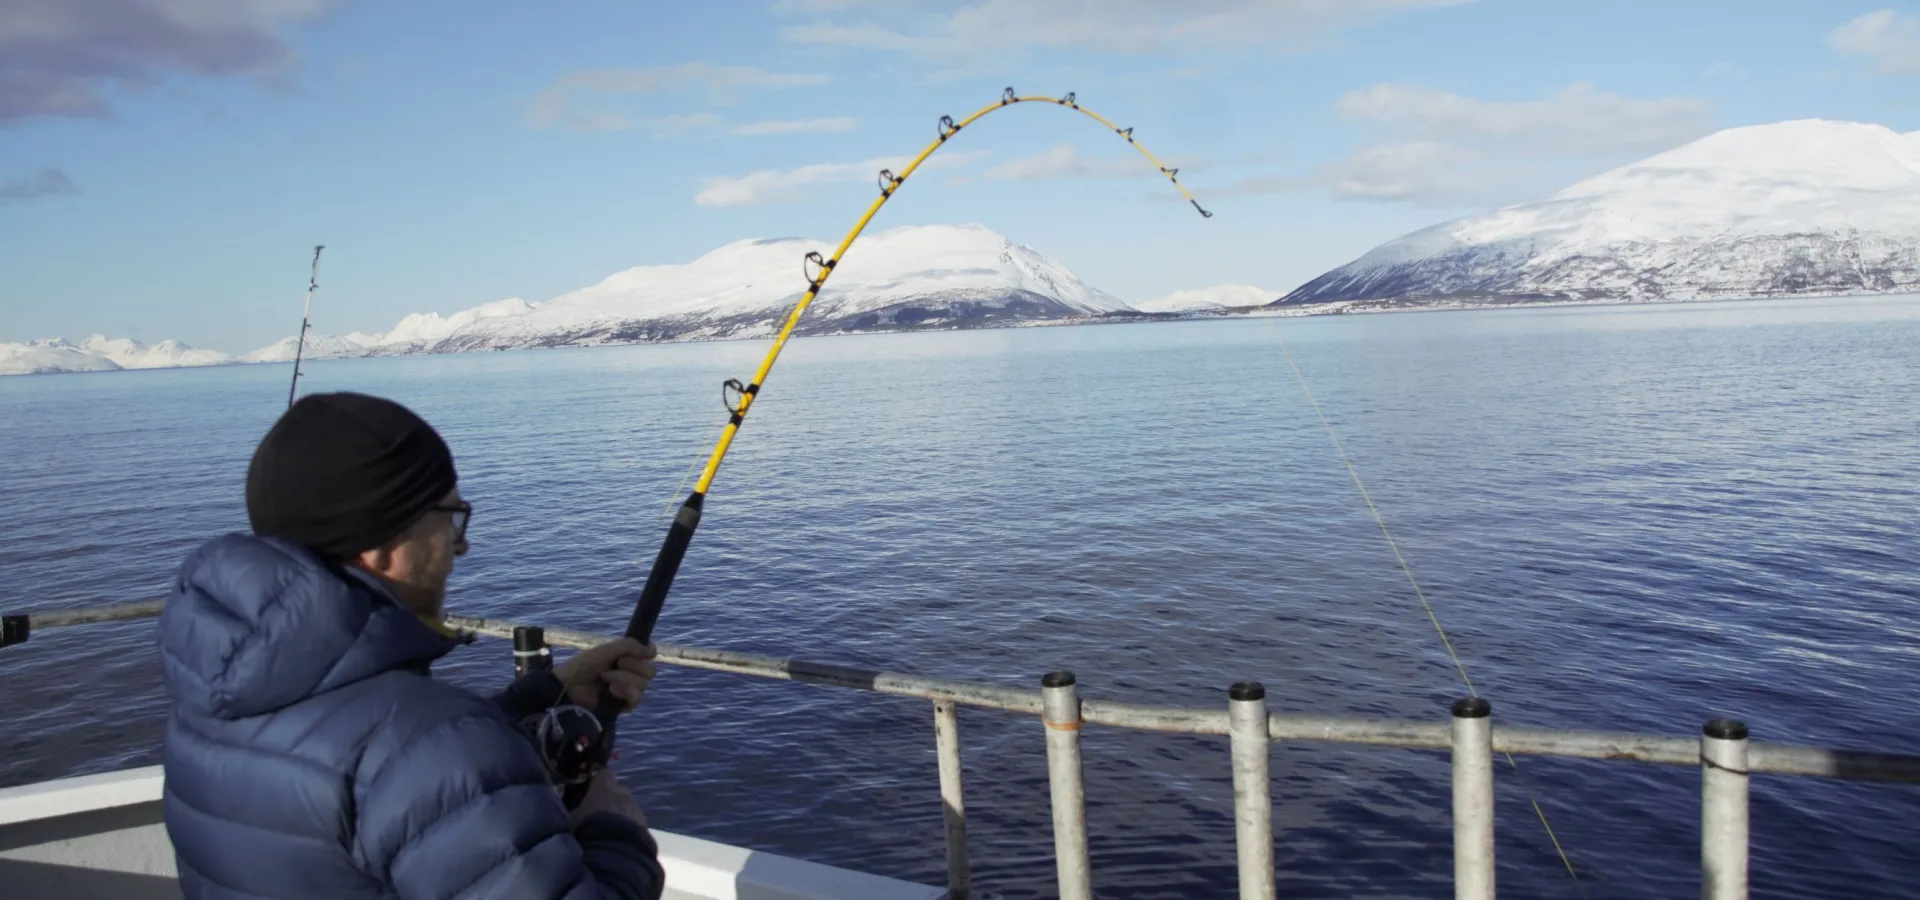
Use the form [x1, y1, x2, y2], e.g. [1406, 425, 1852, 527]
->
[0, 766, 946, 900]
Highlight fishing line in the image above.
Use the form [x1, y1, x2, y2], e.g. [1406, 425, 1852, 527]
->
[543, 422, 705, 710]
[527, 80, 1586, 894]
[1258, 313, 1587, 894]
[605, 87, 1207, 645]
[661, 454, 701, 524]
[556, 88, 1210, 806]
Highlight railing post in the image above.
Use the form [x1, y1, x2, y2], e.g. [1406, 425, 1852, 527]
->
[513, 625, 551, 676]
[1701, 718, 1750, 900]
[1042, 670, 1092, 900]
[933, 700, 972, 900]
[1450, 697, 1495, 900]
[1229, 682, 1275, 900]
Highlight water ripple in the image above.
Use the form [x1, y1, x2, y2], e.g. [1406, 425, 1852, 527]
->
[2, 296, 1918, 898]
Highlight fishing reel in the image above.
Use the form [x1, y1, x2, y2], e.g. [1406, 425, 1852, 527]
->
[513, 626, 613, 806]
[528, 703, 606, 787]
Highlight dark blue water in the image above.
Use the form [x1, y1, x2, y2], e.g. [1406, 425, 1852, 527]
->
[3, 296, 1917, 899]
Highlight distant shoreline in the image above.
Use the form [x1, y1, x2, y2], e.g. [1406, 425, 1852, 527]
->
[7, 289, 1916, 378]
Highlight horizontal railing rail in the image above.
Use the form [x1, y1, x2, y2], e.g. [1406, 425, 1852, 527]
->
[6, 600, 1920, 900]
[446, 614, 1920, 784]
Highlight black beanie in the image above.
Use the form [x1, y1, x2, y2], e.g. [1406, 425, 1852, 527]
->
[246, 392, 459, 559]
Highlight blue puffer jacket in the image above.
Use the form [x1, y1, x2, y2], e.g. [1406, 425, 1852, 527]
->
[158, 534, 665, 900]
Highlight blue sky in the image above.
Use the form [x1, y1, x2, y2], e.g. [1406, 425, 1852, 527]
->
[2, 0, 1917, 353]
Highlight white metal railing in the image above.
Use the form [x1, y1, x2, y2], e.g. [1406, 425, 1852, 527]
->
[7, 601, 1920, 900]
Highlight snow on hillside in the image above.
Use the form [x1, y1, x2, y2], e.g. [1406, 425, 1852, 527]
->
[238, 333, 371, 363]
[0, 340, 123, 376]
[234, 224, 1132, 357]
[424, 223, 1129, 351]
[22, 133, 1914, 383]
[1280, 120, 1920, 306]
[77, 334, 232, 369]
[1130, 284, 1277, 313]
[5, 224, 1143, 377]
[349, 298, 536, 353]
[0, 336, 230, 376]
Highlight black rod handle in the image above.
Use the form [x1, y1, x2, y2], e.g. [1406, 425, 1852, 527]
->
[625, 492, 704, 645]
[567, 491, 707, 812]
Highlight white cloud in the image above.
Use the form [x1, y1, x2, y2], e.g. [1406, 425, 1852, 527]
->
[644, 113, 725, 136]
[771, 0, 907, 11]
[527, 63, 828, 131]
[729, 116, 860, 135]
[548, 63, 827, 98]
[1309, 141, 1497, 203]
[1829, 9, 1920, 76]
[779, 0, 1475, 59]
[1336, 82, 1714, 155]
[1201, 142, 1498, 205]
[535, 109, 631, 132]
[538, 110, 861, 138]
[1208, 82, 1714, 208]
[781, 22, 934, 52]
[1302, 82, 1712, 205]
[526, 91, 621, 132]
[983, 144, 1158, 181]
[696, 150, 987, 207]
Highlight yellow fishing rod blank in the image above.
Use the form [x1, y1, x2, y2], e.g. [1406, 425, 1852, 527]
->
[619, 87, 1210, 649]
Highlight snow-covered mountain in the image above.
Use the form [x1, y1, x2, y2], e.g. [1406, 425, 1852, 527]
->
[0, 340, 124, 376]
[346, 298, 537, 354]
[3, 224, 1139, 377]
[1131, 284, 1277, 313]
[75, 335, 233, 369]
[239, 333, 376, 364]
[412, 223, 1128, 352]
[1278, 120, 1920, 307]
[0, 336, 231, 376]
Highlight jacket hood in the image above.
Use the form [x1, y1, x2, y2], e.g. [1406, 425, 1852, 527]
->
[160, 533, 461, 720]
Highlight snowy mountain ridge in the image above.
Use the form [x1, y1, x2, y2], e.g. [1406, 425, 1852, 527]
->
[0, 335, 234, 375]
[12, 123, 1920, 380]
[1130, 284, 1277, 313]
[419, 223, 1131, 352]
[1279, 120, 1920, 306]
[4, 224, 1140, 375]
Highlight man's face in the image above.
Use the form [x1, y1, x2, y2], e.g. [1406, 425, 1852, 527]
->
[361, 486, 469, 618]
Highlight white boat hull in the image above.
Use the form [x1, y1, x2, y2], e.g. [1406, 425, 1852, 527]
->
[0, 767, 946, 900]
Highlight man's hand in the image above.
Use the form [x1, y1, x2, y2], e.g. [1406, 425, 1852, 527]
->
[556, 638, 657, 713]
[567, 767, 648, 830]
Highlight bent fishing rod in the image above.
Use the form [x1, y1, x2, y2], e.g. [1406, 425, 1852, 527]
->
[567, 87, 1212, 786]
[288, 244, 325, 408]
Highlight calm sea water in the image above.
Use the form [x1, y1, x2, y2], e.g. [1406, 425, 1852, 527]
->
[3, 296, 1918, 899]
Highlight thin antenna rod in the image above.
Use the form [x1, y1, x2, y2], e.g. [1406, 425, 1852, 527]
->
[288, 244, 324, 408]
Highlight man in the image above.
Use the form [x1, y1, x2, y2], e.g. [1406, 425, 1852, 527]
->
[158, 391, 666, 899]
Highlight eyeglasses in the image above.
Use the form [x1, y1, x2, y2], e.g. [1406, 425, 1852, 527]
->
[430, 501, 472, 544]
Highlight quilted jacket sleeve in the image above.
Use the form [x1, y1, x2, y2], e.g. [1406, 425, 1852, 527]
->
[358, 702, 665, 900]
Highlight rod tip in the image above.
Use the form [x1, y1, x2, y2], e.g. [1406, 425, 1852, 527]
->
[1451, 697, 1491, 719]
[1703, 718, 1749, 740]
[1041, 670, 1076, 688]
[1229, 681, 1266, 702]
